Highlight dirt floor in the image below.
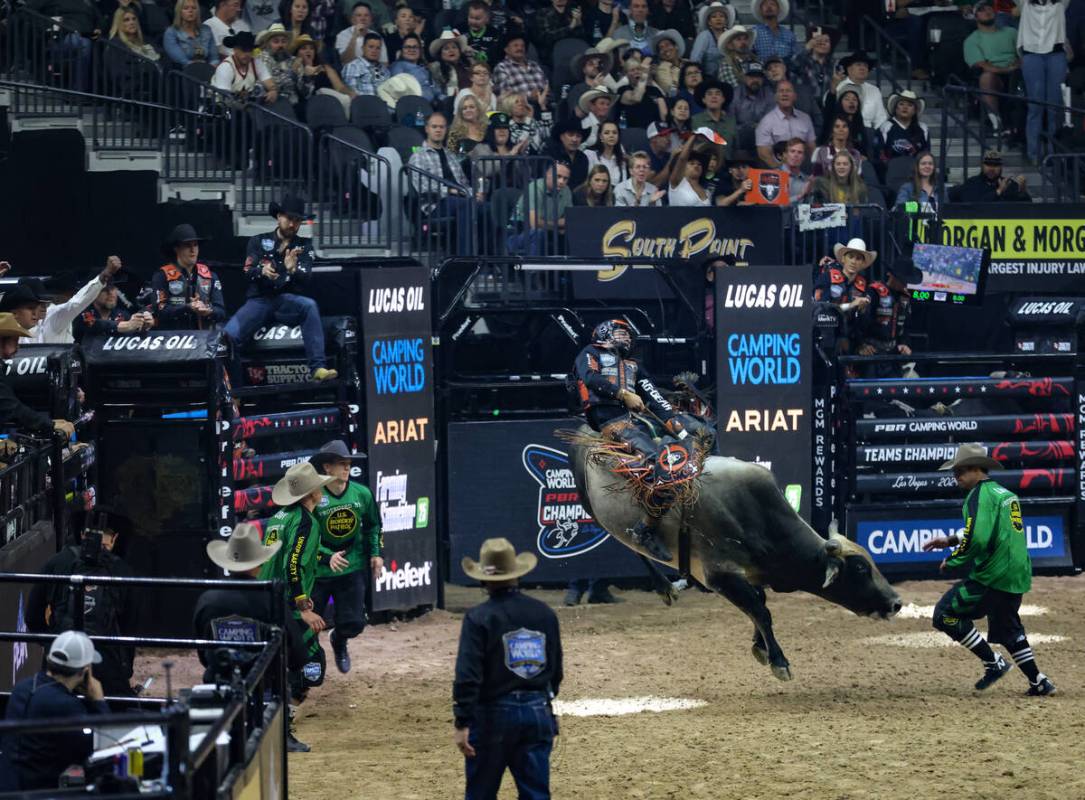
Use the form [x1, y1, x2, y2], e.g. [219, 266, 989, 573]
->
[137, 575, 1085, 799]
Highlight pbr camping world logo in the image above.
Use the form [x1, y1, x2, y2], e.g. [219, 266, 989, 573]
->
[521, 444, 609, 559]
[759, 170, 781, 202]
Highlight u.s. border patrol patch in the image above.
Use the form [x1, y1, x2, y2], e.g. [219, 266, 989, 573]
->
[503, 628, 546, 679]
[1010, 500, 1024, 532]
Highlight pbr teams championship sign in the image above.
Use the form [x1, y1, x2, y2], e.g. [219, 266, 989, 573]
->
[447, 419, 650, 584]
[360, 268, 437, 610]
[940, 203, 1085, 292]
[714, 264, 812, 520]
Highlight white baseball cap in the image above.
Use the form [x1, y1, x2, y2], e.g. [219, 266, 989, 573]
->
[47, 630, 103, 669]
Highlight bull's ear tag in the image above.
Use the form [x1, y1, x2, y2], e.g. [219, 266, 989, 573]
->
[784, 484, 802, 512]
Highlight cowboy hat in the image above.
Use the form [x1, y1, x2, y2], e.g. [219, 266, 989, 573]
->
[269, 194, 309, 220]
[694, 77, 733, 108]
[651, 29, 686, 58]
[255, 23, 289, 48]
[290, 33, 316, 53]
[461, 537, 537, 582]
[594, 36, 630, 54]
[309, 439, 367, 471]
[751, 0, 789, 24]
[161, 223, 203, 257]
[271, 461, 334, 506]
[571, 47, 615, 78]
[938, 443, 1004, 472]
[223, 30, 257, 51]
[430, 28, 468, 60]
[551, 116, 585, 139]
[832, 237, 877, 269]
[207, 522, 282, 572]
[717, 24, 756, 53]
[838, 50, 876, 71]
[697, 1, 736, 32]
[835, 79, 862, 101]
[0, 312, 31, 338]
[577, 87, 615, 116]
[0, 283, 43, 312]
[887, 89, 925, 118]
[376, 73, 422, 110]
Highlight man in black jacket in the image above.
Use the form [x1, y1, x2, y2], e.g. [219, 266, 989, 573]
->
[948, 149, 1032, 203]
[0, 313, 75, 437]
[152, 224, 227, 331]
[454, 538, 562, 800]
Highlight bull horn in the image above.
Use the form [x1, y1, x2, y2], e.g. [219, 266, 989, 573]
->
[822, 558, 841, 588]
[825, 537, 844, 557]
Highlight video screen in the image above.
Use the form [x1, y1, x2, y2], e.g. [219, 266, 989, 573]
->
[908, 243, 987, 305]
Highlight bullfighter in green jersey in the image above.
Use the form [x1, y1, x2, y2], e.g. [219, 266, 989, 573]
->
[922, 443, 1056, 696]
[310, 440, 384, 674]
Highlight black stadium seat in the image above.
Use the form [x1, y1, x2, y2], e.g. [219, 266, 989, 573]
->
[395, 95, 434, 128]
[306, 94, 349, 133]
[386, 124, 425, 161]
[350, 95, 392, 132]
[551, 37, 589, 91]
[182, 61, 215, 84]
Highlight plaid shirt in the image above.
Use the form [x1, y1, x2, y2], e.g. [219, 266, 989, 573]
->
[407, 142, 469, 213]
[306, 0, 337, 43]
[492, 58, 547, 98]
[342, 58, 389, 95]
[751, 23, 800, 61]
[718, 53, 748, 87]
[532, 6, 585, 49]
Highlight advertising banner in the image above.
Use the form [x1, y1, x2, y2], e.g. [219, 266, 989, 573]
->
[847, 502, 1073, 571]
[81, 330, 222, 365]
[447, 419, 651, 585]
[940, 204, 1085, 292]
[714, 265, 812, 520]
[360, 268, 437, 610]
[857, 413, 1076, 440]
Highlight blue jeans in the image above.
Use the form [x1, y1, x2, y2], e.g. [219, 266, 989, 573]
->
[1021, 50, 1068, 161]
[435, 195, 474, 255]
[224, 293, 327, 372]
[465, 691, 556, 800]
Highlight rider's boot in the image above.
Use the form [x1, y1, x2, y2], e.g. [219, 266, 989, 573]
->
[627, 519, 672, 562]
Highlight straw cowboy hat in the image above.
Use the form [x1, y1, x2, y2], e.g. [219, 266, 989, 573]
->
[571, 46, 615, 78]
[377, 73, 422, 110]
[717, 24, 756, 53]
[290, 33, 316, 54]
[938, 443, 1004, 472]
[429, 28, 468, 60]
[751, 0, 789, 24]
[0, 312, 31, 339]
[697, 1, 736, 32]
[887, 89, 925, 118]
[207, 522, 282, 572]
[651, 29, 686, 58]
[272, 461, 334, 506]
[594, 37, 630, 54]
[256, 23, 289, 48]
[462, 537, 537, 582]
[577, 87, 616, 115]
[832, 237, 878, 269]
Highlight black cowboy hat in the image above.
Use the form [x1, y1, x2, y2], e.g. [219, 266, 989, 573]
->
[16, 277, 52, 302]
[309, 439, 368, 471]
[887, 256, 923, 285]
[838, 50, 877, 71]
[695, 78, 733, 109]
[269, 194, 309, 220]
[0, 283, 42, 312]
[162, 223, 204, 257]
[550, 117, 585, 140]
[727, 149, 758, 167]
[223, 30, 257, 51]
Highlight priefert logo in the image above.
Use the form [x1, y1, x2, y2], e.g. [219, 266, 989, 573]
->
[374, 560, 433, 593]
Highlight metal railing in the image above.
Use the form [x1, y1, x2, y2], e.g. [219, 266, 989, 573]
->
[470, 154, 561, 259]
[316, 132, 396, 252]
[0, 435, 52, 546]
[399, 158, 477, 265]
[1041, 153, 1085, 203]
[787, 203, 892, 278]
[859, 15, 912, 95]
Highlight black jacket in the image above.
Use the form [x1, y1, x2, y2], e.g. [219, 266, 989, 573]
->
[26, 0, 101, 35]
[72, 305, 130, 343]
[151, 261, 226, 330]
[573, 343, 675, 425]
[453, 588, 562, 728]
[948, 173, 1032, 203]
[243, 231, 314, 299]
[0, 376, 53, 434]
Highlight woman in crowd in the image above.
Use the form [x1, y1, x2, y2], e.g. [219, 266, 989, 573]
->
[824, 84, 873, 160]
[1017, 0, 1071, 164]
[573, 164, 615, 206]
[675, 62, 704, 113]
[293, 34, 354, 114]
[689, 1, 734, 82]
[811, 114, 863, 176]
[879, 90, 929, 163]
[499, 92, 542, 154]
[668, 95, 694, 145]
[894, 151, 941, 215]
[455, 62, 496, 114]
[280, 0, 314, 46]
[668, 135, 712, 206]
[810, 150, 869, 204]
[429, 31, 472, 102]
[163, 0, 219, 67]
[614, 49, 668, 129]
[470, 112, 530, 188]
[584, 120, 629, 185]
[110, 7, 160, 61]
[389, 34, 440, 103]
[448, 94, 489, 155]
[385, 5, 423, 63]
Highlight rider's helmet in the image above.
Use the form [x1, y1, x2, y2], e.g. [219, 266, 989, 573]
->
[592, 319, 633, 356]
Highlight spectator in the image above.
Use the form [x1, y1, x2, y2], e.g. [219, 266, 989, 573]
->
[110, 7, 160, 61]
[500, 91, 543, 153]
[212, 32, 278, 102]
[164, 0, 220, 67]
[585, 119, 629, 183]
[751, 0, 799, 61]
[338, 2, 388, 65]
[429, 30, 472, 101]
[833, 52, 887, 128]
[577, 87, 616, 147]
[462, 2, 503, 64]
[964, 0, 1020, 134]
[715, 149, 756, 206]
[879, 89, 929, 163]
[615, 149, 665, 205]
[668, 134, 713, 205]
[470, 112, 530, 186]
[690, 1, 734, 81]
[0, 314, 74, 437]
[571, 45, 618, 99]
[676, 61, 704, 111]
[153, 224, 227, 330]
[615, 52, 668, 128]
[72, 273, 152, 341]
[510, 161, 573, 254]
[1018, 0, 1070, 163]
[206, 0, 251, 58]
[718, 24, 755, 87]
[294, 35, 356, 115]
[732, 61, 776, 129]
[390, 33, 439, 103]
[614, 0, 659, 53]
[448, 94, 489, 154]
[303, 0, 337, 46]
[755, 79, 815, 166]
[650, 29, 685, 95]
[667, 96, 693, 142]
[279, 0, 314, 46]
[579, 0, 618, 46]
[0, 632, 111, 792]
[18, 257, 126, 344]
[383, 4, 423, 63]
[948, 149, 1032, 202]
[812, 113, 864, 175]
[456, 61, 497, 113]
[493, 31, 548, 98]
[547, 117, 590, 187]
[828, 82, 874, 158]
[531, 0, 586, 56]
[780, 136, 812, 202]
[810, 150, 869, 204]
[407, 113, 477, 255]
[791, 25, 837, 121]
[651, 0, 694, 40]
[245, 0, 280, 35]
[259, 24, 303, 106]
[895, 150, 942, 214]
[342, 32, 390, 95]
[763, 54, 789, 86]
[573, 163, 616, 205]
[692, 78, 736, 152]
[647, 119, 675, 174]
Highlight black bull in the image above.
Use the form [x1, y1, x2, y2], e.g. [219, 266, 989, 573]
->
[571, 432, 902, 680]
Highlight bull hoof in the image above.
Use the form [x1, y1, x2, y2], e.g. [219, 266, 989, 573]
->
[658, 586, 679, 606]
[751, 645, 769, 666]
[771, 664, 793, 682]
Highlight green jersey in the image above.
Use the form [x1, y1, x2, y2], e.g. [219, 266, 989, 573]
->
[313, 481, 383, 579]
[947, 479, 1032, 594]
[258, 504, 321, 603]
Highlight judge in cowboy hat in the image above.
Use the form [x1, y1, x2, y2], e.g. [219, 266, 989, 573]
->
[453, 538, 563, 795]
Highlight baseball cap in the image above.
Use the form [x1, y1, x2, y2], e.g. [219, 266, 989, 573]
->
[743, 61, 765, 76]
[974, 0, 994, 10]
[647, 122, 672, 139]
[47, 630, 103, 669]
[982, 149, 1002, 165]
[763, 55, 785, 67]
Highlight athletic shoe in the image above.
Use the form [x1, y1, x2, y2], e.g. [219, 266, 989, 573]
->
[586, 585, 623, 604]
[1027, 676, 1056, 697]
[287, 730, 311, 752]
[311, 367, 338, 382]
[562, 587, 583, 607]
[331, 631, 351, 674]
[975, 653, 1013, 690]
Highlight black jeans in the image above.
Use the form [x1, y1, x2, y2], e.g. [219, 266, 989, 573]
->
[312, 569, 368, 640]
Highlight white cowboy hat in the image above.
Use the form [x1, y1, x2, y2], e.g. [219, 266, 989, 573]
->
[255, 23, 289, 48]
[751, 0, 789, 24]
[717, 24, 756, 54]
[271, 461, 334, 506]
[887, 89, 925, 118]
[651, 29, 686, 58]
[938, 443, 1004, 472]
[206, 522, 281, 572]
[697, 1, 736, 33]
[376, 73, 422, 110]
[832, 237, 877, 269]
[578, 87, 616, 115]
[429, 28, 468, 60]
[595, 36, 630, 54]
[462, 537, 537, 582]
[835, 79, 863, 101]
[571, 46, 615, 78]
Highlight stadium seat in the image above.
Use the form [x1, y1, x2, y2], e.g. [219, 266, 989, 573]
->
[884, 155, 917, 202]
[487, 186, 524, 248]
[324, 126, 382, 217]
[551, 38, 589, 91]
[350, 95, 392, 132]
[386, 125, 425, 161]
[395, 95, 435, 128]
[622, 127, 650, 156]
[182, 61, 216, 84]
[306, 94, 349, 133]
[330, 125, 374, 153]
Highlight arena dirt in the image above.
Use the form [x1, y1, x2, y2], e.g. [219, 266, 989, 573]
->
[136, 576, 1085, 799]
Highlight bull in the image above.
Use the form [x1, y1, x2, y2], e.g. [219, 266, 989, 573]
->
[571, 434, 902, 680]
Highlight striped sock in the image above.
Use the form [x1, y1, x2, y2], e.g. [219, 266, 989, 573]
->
[1010, 646, 1041, 682]
[959, 627, 997, 663]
